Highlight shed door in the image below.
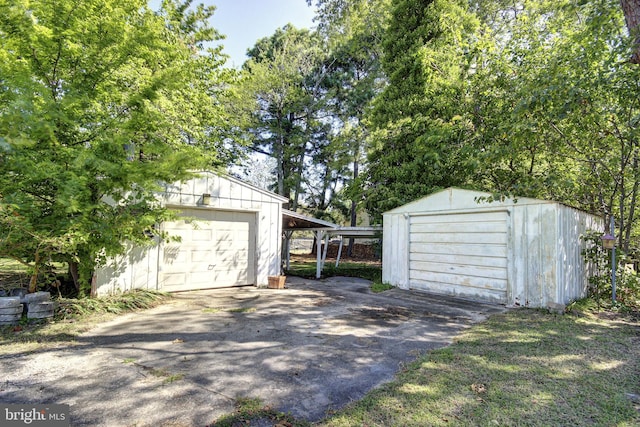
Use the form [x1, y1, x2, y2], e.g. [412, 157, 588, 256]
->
[159, 209, 256, 292]
[409, 211, 508, 303]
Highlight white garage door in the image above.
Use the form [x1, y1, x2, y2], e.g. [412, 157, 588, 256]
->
[409, 211, 508, 303]
[159, 209, 256, 292]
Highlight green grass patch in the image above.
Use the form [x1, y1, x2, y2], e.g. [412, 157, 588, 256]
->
[318, 309, 640, 427]
[0, 258, 29, 274]
[370, 282, 394, 293]
[211, 396, 310, 427]
[285, 260, 381, 283]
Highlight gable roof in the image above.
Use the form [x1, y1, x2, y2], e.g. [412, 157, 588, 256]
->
[200, 170, 289, 203]
[383, 187, 555, 215]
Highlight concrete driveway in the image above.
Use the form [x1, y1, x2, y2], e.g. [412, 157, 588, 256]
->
[0, 277, 505, 426]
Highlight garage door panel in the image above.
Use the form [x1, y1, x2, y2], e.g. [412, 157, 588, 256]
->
[162, 246, 187, 264]
[191, 230, 213, 241]
[411, 211, 505, 224]
[159, 209, 256, 291]
[411, 243, 507, 258]
[409, 211, 508, 303]
[411, 232, 506, 245]
[411, 221, 505, 234]
[410, 280, 508, 303]
[190, 249, 214, 262]
[411, 252, 507, 269]
[411, 261, 507, 280]
[162, 272, 188, 287]
[410, 269, 507, 290]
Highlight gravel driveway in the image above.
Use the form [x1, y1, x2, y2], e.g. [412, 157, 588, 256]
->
[0, 277, 505, 426]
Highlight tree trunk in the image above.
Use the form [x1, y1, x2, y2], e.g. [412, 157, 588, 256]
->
[621, 0, 640, 63]
[68, 260, 80, 291]
[347, 158, 359, 257]
[28, 251, 40, 293]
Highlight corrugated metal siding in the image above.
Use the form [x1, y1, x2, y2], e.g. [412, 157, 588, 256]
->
[408, 211, 509, 303]
[508, 203, 602, 307]
[382, 188, 603, 308]
[555, 205, 602, 305]
[510, 203, 558, 307]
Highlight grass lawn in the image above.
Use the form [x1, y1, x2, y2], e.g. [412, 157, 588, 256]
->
[318, 309, 640, 427]
[285, 255, 382, 284]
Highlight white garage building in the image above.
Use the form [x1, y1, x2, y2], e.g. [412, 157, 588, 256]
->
[94, 172, 287, 296]
[383, 188, 602, 308]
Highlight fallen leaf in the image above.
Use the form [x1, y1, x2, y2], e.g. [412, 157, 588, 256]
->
[471, 383, 487, 393]
[172, 338, 184, 344]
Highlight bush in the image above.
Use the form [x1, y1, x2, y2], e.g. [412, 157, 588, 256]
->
[582, 231, 640, 311]
[55, 289, 170, 320]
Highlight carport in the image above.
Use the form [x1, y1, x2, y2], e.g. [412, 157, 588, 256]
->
[282, 210, 382, 278]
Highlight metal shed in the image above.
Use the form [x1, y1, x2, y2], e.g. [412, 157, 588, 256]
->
[94, 172, 287, 296]
[383, 188, 602, 308]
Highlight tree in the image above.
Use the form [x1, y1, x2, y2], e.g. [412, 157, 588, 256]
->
[0, 0, 234, 293]
[241, 25, 329, 210]
[313, 0, 391, 242]
[364, 0, 478, 221]
[468, 0, 640, 253]
[621, 0, 640, 63]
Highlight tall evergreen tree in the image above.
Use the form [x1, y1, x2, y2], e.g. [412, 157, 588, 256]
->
[364, 0, 478, 221]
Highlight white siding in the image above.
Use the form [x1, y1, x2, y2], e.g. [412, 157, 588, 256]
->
[382, 213, 409, 288]
[94, 243, 159, 296]
[555, 205, 602, 304]
[95, 172, 286, 295]
[383, 188, 603, 308]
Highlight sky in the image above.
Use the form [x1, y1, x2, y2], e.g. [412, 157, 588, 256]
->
[207, 0, 317, 67]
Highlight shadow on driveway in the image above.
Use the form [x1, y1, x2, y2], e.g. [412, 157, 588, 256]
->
[0, 276, 505, 426]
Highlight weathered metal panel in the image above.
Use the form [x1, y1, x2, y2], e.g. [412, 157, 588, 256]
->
[408, 210, 509, 303]
[555, 205, 603, 305]
[383, 187, 603, 308]
[382, 213, 409, 288]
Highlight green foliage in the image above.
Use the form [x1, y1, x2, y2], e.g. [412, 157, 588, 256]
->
[211, 396, 310, 427]
[582, 230, 640, 311]
[364, 0, 479, 221]
[0, 0, 237, 291]
[361, 0, 640, 253]
[467, 0, 640, 253]
[240, 25, 329, 209]
[55, 289, 171, 320]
